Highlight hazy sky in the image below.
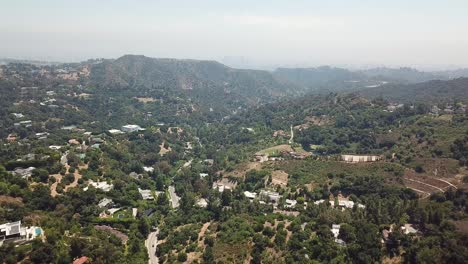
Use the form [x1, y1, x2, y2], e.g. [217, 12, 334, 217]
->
[1, 0, 468, 69]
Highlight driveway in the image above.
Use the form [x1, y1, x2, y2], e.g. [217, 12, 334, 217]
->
[168, 186, 180, 208]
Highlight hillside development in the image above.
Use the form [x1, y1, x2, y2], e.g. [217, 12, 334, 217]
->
[0, 57, 467, 263]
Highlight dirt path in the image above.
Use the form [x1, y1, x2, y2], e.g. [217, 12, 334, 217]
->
[407, 187, 431, 199]
[437, 178, 457, 189]
[50, 163, 87, 197]
[197, 222, 211, 248]
[405, 178, 444, 192]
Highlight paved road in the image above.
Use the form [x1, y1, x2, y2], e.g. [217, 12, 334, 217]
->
[289, 125, 294, 144]
[145, 229, 159, 264]
[168, 186, 180, 208]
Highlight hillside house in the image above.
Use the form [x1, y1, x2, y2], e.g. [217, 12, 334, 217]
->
[6, 134, 17, 142]
[84, 180, 113, 192]
[285, 199, 298, 208]
[109, 129, 124, 135]
[260, 190, 282, 204]
[121, 124, 144, 133]
[143, 166, 154, 173]
[401, 224, 418, 235]
[212, 179, 237, 192]
[138, 188, 155, 200]
[0, 221, 44, 242]
[98, 198, 113, 208]
[10, 167, 35, 179]
[11, 113, 24, 118]
[244, 191, 257, 200]
[196, 198, 208, 208]
[329, 194, 365, 210]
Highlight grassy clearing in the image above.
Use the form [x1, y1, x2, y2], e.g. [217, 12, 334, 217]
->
[256, 144, 293, 157]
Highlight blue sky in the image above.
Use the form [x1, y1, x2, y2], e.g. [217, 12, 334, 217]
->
[1, 0, 467, 69]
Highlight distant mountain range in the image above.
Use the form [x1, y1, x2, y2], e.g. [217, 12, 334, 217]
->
[3, 55, 467, 106]
[85, 55, 468, 105]
[88, 55, 303, 107]
[273, 66, 468, 90]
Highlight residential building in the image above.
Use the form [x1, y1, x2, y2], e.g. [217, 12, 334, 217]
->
[196, 198, 208, 208]
[98, 198, 113, 208]
[11, 113, 24, 118]
[121, 124, 144, 133]
[109, 129, 124, 135]
[73, 256, 88, 264]
[6, 134, 17, 142]
[401, 224, 418, 235]
[285, 199, 297, 208]
[244, 191, 257, 200]
[0, 221, 44, 242]
[259, 190, 282, 204]
[138, 188, 155, 200]
[84, 180, 113, 192]
[10, 167, 35, 179]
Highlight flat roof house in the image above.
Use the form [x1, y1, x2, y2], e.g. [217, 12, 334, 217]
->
[121, 124, 144, 133]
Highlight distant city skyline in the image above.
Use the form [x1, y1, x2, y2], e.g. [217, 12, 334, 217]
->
[1, 0, 468, 70]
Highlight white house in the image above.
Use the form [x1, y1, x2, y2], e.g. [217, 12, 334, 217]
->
[331, 224, 340, 239]
[109, 129, 124, 135]
[285, 199, 298, 208]
[314, 199, 326, 205]
[98, 198, 113, 208]
[84, 180, 113, 192]
[10, 167, 35, 179]
[121, 125, 144, 133]
[196, 198, 208, 208]
[143, 166, 154, 173]
[260, 190, 282, 204]
[244, 191, 257, 200]
[0, 221, 43, 242]
[138, 188, 155, 200]
[401, 224, 418, 235]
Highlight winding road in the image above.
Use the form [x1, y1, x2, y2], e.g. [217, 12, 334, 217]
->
[145, 229, 159, 264]
[289, 125, 294, 144]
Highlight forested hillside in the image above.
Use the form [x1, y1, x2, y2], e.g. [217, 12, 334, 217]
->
[358, 78, 468, 103]
[89, 55, 303, 109]
[0, 58, 468, 264]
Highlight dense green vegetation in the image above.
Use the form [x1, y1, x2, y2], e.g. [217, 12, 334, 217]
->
[0, 58, 467, 263]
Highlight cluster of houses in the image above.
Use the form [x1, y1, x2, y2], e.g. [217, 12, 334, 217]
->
[97, 197, 138, 219]
[314, 193, 365, 210]
[254, 151, 309, 163]
[242, 190, 298, 209]
[384, 102, 467, 115]
[431, 103, 467, 115]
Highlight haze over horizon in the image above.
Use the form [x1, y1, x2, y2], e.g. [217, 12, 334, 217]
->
[1, 0, 468, 70]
